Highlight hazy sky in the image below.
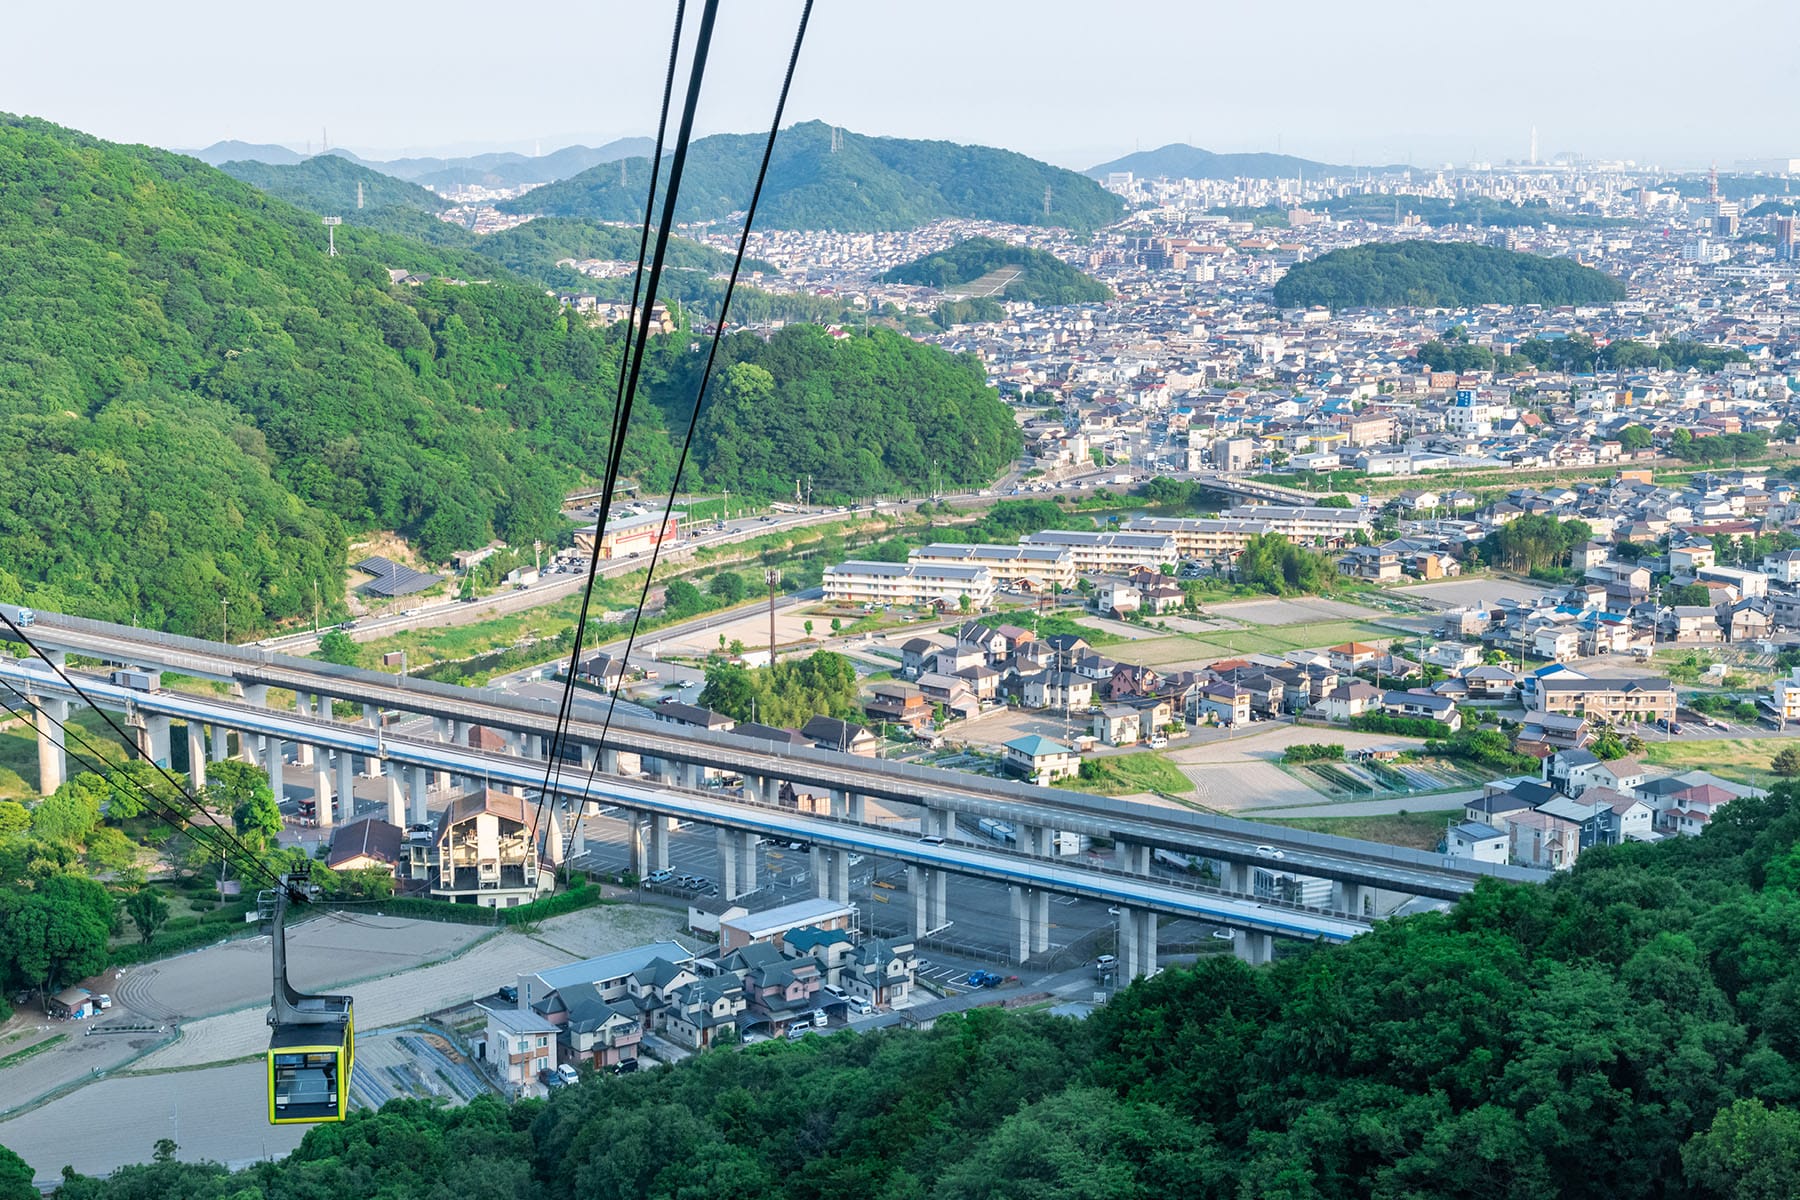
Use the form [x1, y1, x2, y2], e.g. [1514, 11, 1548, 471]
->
[5, 0, 1795, 169]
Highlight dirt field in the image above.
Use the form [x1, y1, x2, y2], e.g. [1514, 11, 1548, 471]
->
[1207, 596, 1380, 625]
[1391, 578, 1560, 608]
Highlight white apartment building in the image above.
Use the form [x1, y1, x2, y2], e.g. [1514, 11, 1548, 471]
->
[823, 561, 995, 608]
[906, 543, 1076, 588]
[1221, 504, 1373, 542]
[1018, 530, 1177, 573]
[1119, 517, 1276, 560]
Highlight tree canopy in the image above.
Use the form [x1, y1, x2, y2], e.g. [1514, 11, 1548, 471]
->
[34, 780, 1800, 1199]
[503, 122, 1125, 233]
[880, 237, 1111, 305]
[1275, 241, 1626, 310]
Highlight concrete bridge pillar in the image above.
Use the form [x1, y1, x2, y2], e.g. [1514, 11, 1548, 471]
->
[384, 768, 406, 827]
[1221, 859, 1251, 894]
[924, 806, 951, 838]
[141, 714, 172, 768]
[931, 868, 947, 931]
[209, 723, 228, 764]
[364, 703, 379, 729]
[435, 768, 452, 794]
[1009, 885, 1031, 964]
[1114, 841, 1150, 874]
[241, 684, 269, 708]
[1117, 907, 1140, 980]
[314, 765, 334, 829]
[738, 833, 758, 896]
[1034, 888, 1051, 954]
[336, 752, 355, 821]
[1136, 911, 1158, 975]
[187, 721, 208, 792]
[296, 738, 314, 767]
[833, 846, 850, 902]
[1335, 881, 1367, 916]
[718, 827, 738, 899]
[598, 746, 619, 775]
[1234, 931, 1274, 967]
[627, 812, 649, 877]
[907, 865, 929, 938]
[846, 793, 866, 822]
[410, 765, 430, 826]
[648, 815, 671, 873]
[527, 734, 545, 760]
[433, 717, 450, 742]
[32, 694, 68, 795]
[683, 761, 706, 790]
[266, 737, 286, 807]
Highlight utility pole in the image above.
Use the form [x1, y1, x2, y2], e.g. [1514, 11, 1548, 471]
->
[312, 578, 320, 634]
[221, 597, 230, 644]
[764, 569, 782, 666]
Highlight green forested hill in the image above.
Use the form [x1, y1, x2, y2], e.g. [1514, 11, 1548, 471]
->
[469, 217, 773, 288]
[0, 115, 663, 634]
[881, 237, 1111, 304]
[1272, 241, 1627, 310]
[687, 326, 1022, 498]
[217, 155, 466, 247]
[0, 116, 1017, 636]
[503, 121, 1125, 233]
[24, 782, 1800, 1198]
[1085, 142, 1393, 180]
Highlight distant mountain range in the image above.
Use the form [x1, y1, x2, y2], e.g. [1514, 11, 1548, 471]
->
[504, 121, 1126, 233]
[1086, 143, 1405, 181]
[186, 137, 655, 189]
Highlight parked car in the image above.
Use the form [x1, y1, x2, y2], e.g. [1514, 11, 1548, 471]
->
[851, 997, 874, 1015]
[645, 869, 674, 885]
[1148, 735, 1169, 749]
[556, 1063, 579, 1086]
[811, 1009, 828, 1027]
[94, 994, 113, 1010]
[786, 1024, 811, 1041]
[498, 985, 519, 1004]
[614, 1058, 640, 1074]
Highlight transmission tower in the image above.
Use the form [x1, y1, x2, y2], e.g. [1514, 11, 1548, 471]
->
[1043, 185, 1052, 218]
[356, 180, 364, 210]
[322, 216, 342, 257]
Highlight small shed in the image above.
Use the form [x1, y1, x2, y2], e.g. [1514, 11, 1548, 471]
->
[48, 987, 97, 1020]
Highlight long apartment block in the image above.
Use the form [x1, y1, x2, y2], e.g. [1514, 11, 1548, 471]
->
[823, 561, 996, 608]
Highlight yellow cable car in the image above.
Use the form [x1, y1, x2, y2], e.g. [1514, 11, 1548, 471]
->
[263, 869, 355, 1124]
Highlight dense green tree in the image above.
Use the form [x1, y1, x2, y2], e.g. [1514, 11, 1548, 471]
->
[123, 888, 171, 945]
[1682, 1099, 1800, 1200]
[1618, 424, 1654, 451]
[210, 761, 280, 847]
[1479, 515, 1592, 573]
[1277, 241, 1625, 310]
[317, 630, 360, 666]
[881, 237, 1111, 305]
[0, 1145, 34, 1200]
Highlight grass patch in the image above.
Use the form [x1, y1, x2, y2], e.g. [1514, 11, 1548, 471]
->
[1058, 751, 1193, 796]
[1641, 738, 1782, 788]
[1265, 811, 1451, 851]
[0, 1033, 69, 1071]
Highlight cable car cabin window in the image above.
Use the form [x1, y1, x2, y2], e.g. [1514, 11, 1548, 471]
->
[268, 1022, 353, 1124]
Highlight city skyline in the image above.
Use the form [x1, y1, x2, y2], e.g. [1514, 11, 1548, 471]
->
[5, 0, 1796, 172]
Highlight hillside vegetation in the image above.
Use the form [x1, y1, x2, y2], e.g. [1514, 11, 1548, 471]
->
[25, 782, 1800, 1198]
[0, 116, 1014, 636]
[881, 237, 1111, 305]
[218, 155, 463, 247]
[504, 121, 1125, 233]
[1273, 241, 1627, 310]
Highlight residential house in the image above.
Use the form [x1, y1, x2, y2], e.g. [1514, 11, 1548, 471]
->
[1109, 663, 1163, 700]
[1022, 671, 1094, 712]
[432, 789, 546, 908]
[800, 716, 882, 756]
[1505, 809, 1582, 870]
[864, 682, 933, 731]
[1093, 704, 1143, 746]
[326, 818, 404, 878]
[1319, 680, 1383, 721]
[485, 1006, 559, 1096]
[899, 637, 942, 677]
[1002, 735, 1082, 784]
[1463, 664, 1518, 698]
[1095, 577, 1142, 617]
[662, 977, 750, 1049]
[1199, 682, 1252, 726]
[1380, 690, 1462, 731]
[1423, 642, 1482, 672]
[1447, 821, 1509, 863]
[1662, 606, 1724, 643]
[842, 937, 919, 1008]
[1338, 546, 1402, 582]
[1327, 642, 1382, 673]
[534, 981, 643, 1070]
[1535, 676, 1676, 724]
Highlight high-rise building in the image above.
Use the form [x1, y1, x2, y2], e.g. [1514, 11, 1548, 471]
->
[1776, 215, 1798, 263]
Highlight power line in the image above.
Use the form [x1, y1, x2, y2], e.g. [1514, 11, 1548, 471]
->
[533, 0, 689, 838]
[0, 611, 287, 890]
[573, 0, 817, 819]
[0, 677, 282, 891]
[534, 0, 724, 844]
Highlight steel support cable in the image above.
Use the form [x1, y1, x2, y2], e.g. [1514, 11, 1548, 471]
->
[533, 0, 724, 841]
[574, 0, 817, 828]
